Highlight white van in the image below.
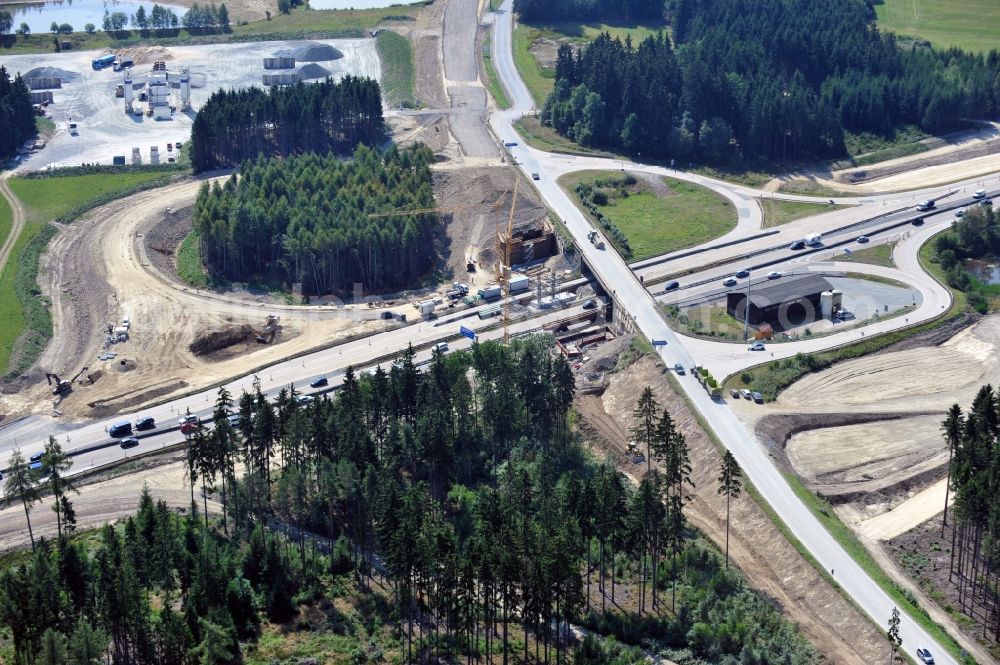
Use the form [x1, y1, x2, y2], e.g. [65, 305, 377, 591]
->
[973, 189, 986, 199]
[433, 342, 449, 353]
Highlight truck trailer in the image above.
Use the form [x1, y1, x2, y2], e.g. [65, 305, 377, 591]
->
[805, 232, 822, 246]
[92, 54, 116, 70]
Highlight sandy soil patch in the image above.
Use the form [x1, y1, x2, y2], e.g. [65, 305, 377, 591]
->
[787, 414, 946, 484]
[777, 316, 1000, 411]
[576, 354, 887, 664]
[2, 178, 382, 421]
[0, 457, 219, 554]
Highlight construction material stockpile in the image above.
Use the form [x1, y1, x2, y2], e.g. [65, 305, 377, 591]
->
[296, 63, 332, 80]
[273, 42, 343, 62]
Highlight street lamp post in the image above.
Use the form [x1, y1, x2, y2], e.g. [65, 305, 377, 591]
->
[743, 270, 752, 343]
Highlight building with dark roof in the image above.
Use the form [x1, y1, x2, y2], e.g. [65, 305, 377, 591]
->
[726, 274, 833, 328]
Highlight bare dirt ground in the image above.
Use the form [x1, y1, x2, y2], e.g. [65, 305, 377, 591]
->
[0, 455, 220, 554]
[734, 315, 1000, 661]
[575, 353, 888, 664]
[739, 315, 1000, 509]
[433, 166, 554, 288]
[1, 177, 382, 421]
[885, 515, 1000, 663]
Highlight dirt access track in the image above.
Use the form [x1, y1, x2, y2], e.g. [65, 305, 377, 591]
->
[1, 177, 385, 422]
[574, 349, 889, 664]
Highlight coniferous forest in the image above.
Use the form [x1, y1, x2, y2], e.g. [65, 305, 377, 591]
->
[538, 0, 1000, 162]
[0, 66, 36, 161]
[0, 339, 817, 664]
[193, 145, 437, 295]
[189, 76, 384, 172]
[943, 386, 1000, 643]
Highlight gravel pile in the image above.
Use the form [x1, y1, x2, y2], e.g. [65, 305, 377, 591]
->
[274, 42, 343, 62]
[296, 63, 332, 80]
[22, 66, 79, 82]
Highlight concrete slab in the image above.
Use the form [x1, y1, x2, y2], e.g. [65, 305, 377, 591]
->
[0, 38, 380, 170]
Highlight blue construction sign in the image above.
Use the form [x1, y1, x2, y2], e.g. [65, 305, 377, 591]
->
[651, 339, 668, 347]
[460, 326, 477, 341]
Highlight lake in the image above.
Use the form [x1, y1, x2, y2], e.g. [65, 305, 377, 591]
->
[1, 0, 186, 34]
[306, 0, 422, 10]
[964, 259, 1000, 285]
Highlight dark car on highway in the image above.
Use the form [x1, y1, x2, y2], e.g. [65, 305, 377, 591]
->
[735, 268, 750, 278]
[664, 280, 680, 292]
[29, 451, 44, 470]
[789, 240, 806, 250]
[309, 376, 328, 388]
[135, 416, 155, 431]
[119, 437, 140, 449]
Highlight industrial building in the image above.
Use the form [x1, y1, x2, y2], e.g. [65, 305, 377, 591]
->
[726, 275, 834, 328]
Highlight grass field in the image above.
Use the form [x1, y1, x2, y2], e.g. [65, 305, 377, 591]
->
[176, 231, 209, 288]
[777, 179, 853, 198]
[0, 195, 11, 258]
[513, 20, 664, 106]
[482, 35, 510, 110]
[0, 6, 413, 55]
[760, 198, 846, 227]
[839, 241, 896, 268]
[0, 170, 178, 375]
[375, 30, 416, 108]
[513, 117, 610, 156]
[876, 0, 1000, 53]
[561, 170, 736, 261]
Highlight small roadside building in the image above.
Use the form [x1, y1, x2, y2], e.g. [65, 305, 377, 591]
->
[726, 274, 832, 328]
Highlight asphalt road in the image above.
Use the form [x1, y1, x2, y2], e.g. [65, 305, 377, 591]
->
[487, 1, 960, 662]
[0, 299, 594, 475]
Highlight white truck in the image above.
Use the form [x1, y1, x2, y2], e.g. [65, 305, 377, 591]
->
[805, 232, 822, 246]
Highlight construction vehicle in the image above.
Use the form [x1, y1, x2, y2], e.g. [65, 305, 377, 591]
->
[256, 314, 280, 344]
[115, 84, 124, 98]
[45, 366, 88, 395]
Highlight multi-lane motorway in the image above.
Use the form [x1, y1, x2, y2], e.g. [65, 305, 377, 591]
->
[1, 1, 996, 660]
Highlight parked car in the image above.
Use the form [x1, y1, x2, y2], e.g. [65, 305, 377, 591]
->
[955, 208, 965, 218]
[723, 277, 738, 287]
[309, 376, 328, 388]
[735, 268, 750, 279]
[740, 389, 752, 400]
[752, 391, 764, 403]
[856, 235, 870, 243]
[915, 647, 934, 664]
[119, 436, 140, 449]
[766, 271, 782, 280]
[674, 363, 685, 375]
[748, 341, 766, 351]
[729, 389, 741, 399]
[135, 416, 155, 431]
[789, 240, 806, 250]
[973, 189, 986, 199]
[663, 280, 680, 292]
[582, 298, 597, 309]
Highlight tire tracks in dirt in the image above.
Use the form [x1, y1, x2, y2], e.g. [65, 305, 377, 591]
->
[0, 171, 27, 275]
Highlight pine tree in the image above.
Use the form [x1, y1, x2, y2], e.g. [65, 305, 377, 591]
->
[716, 450, 742, 568]
[3, 449, 41, 550]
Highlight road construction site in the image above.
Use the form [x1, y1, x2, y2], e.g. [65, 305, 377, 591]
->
[0, 38, 379, 170]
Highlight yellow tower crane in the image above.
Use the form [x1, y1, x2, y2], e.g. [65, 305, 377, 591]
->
[496, 179, 518, 345]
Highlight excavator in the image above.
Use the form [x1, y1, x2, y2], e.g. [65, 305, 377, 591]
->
[45, 367, 89, 396]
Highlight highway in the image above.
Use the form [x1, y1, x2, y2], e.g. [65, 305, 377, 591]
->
[487, 1, 961, 662]
[0, 2, 987, 660]
[0, 299, 596, 475]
